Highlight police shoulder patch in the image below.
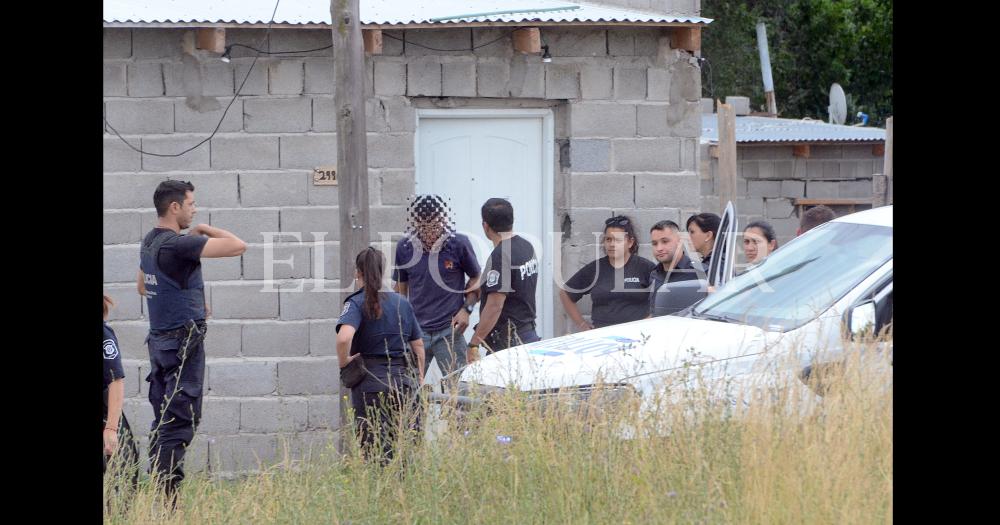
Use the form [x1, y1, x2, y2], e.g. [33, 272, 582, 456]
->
[486, 270, 500, 287]
[103, 339, 119, 360]
[341, 302, 351, 316]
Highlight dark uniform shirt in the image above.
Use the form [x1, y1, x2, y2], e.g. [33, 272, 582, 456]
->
[103, 323, 125, 409]
[565, 255, 657, 328]
[480, 235, 538, 333]
[648, 254, 701, 312]
[392, 233, 481, 332]
[143, 228, 208, 289]
[336, 289, 423, 393]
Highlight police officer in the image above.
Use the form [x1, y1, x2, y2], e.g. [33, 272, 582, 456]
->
[137, 180, 246, 497]
[468, 198, 540, 360]
[103, 295, 139, 493]
[337, 247, 426, 464]
[648, 219, 699, 316]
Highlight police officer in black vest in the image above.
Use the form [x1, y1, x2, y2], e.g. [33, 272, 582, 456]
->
[103, 295, 139, 496]
[137, 180, 246, 497]
[336, 247, 426, 464]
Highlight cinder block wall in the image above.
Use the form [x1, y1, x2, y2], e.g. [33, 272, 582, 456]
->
[103, 25, 702, 474]
[697, 142, 886, 250]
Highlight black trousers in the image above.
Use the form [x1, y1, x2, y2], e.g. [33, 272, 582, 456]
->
[351, 386, 419, 465]
[485, 323, 540, 353]
[146, 321, 206, 494]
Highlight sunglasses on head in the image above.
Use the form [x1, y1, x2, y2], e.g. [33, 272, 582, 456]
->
[605, 216, 630, 227]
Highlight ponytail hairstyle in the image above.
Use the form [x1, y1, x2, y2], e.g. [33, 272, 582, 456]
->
[355, 247, 386, 320]
[103, 294, 114, 320]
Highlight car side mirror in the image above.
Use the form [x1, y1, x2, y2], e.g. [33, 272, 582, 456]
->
[846, 301, 876, 340]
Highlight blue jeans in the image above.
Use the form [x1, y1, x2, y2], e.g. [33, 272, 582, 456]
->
[421, 326, 469, 376]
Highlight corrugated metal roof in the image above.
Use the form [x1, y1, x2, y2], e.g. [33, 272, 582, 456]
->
[701, 114, 886, 144]
[103, 0, 712, 26]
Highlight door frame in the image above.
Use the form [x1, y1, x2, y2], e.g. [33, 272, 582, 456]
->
[414, 108, 556, 339]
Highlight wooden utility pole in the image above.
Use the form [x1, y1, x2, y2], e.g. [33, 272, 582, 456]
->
[331, 0, 370, 445]
[884, 116, 892, 204]
[717, 100, 738, 210]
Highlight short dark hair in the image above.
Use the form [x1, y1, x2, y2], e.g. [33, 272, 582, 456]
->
[800, 205, 836, 233]
[650, 220, 680, 233]
[685, 212, 722, 237]
[604, 215, 639, 255]
[481, 198, 514, 232]
[745, 220, 778, 246]
[153, 180, 195, 217]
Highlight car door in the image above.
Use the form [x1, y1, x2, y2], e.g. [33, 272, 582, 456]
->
[708, 201, 738, 288]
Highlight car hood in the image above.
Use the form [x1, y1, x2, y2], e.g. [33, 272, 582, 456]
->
[459, 315, 781, 391]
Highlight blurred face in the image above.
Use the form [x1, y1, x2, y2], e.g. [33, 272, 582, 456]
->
[176, 191, 196, 230]
[742, 227, 769, 263]
[416, 216, 445, 247]
[603, 227, 633, 260]
[650, 227, 681, 265]
[687, 222, 714, 256]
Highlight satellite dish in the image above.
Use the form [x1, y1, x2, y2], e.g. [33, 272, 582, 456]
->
[828, 83, 847, 124]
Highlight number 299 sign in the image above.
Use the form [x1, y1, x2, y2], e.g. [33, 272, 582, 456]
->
[313, 166, 338, 185]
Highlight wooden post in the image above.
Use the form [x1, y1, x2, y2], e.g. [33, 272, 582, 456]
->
[513, 28, 541, 54]
[884, 117, 893, 205]
[717, 101, 738, 210]
[196, 28, 226, 53]
[331, 0, 371, 447]
[363, 29, 383, 55]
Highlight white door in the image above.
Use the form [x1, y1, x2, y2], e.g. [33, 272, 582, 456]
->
[415, 109, 555, 346]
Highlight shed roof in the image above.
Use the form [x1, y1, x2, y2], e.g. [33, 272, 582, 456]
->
[700, 114, 886, 144]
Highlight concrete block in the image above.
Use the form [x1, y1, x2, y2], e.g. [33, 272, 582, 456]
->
[279, 288, 338, 320]
[571, 103, 636, 137]
[739, 161, 760, 180]
[646, 68, 670, 101]
[104, 63, 127, 96]
[780, 180, 805, 199]
[793, 159, 808, 179]
[765, 198, 795, 219]
[243, 244, 312, 281]
[176, 99, 243, 133]
[241, 398, 308, 433]
[635, 172, 700, 208]
[725, 96, 751, 116]
[277, 358, 339, 395]
[210, 135, 279, 170]
[104, 29, 132, 59]
[307, 396, 338, 429]
[122, 399, 154, 437]
[104, 211, 142, 245]
[368, 206, 408, 240]
[279, 134, 338, 169]
[106, 322, 149, 360]
[569, 139, 610, 172]
[268, 60, 305, 95]
[245, 98, 312, 133]
[544, 28, 607, 57]
[241, 321, 310, 357]
[804, 161, 824, 179]
[239, 171, 309, 207]
[736, 197, 764, 216]
[508, 55, 545, 98]
[748, 180, 780, 198]
[404, 29, 472, 56]
[164, 62, 235, 97]
[201, 256, 242, 281]
[637, 104, 669, 137]
[317, 241, 343, 281]
[756, 161, 775, 180]
[407, 58, 442, 96]
[380, 170, 416, 205]
[384, 97, 416, 132]
[281, 207, 340, 238]
[840, 180, 872, 198]
[666, 101, 702, 138]
[635, 29, 661, 56]
[104, 138, 142, 172]
[309, 320, 338, 356]
[580, 66, 612, 100]
[209, 208, 280, 243]
[198, 398, 241, 435]
[304, 58, 335, 94]
[381, 30, 404, 56]
[769, 217, 801, 240]
[669, 62, 700, 103]
[443, 59, 477, 97]
[141, 136, 212, 172]
[211, 434, 280, 473]
[822, 162, 841, 179]
[205, 320, 242, 358]
[772, 161, 794, 179]
[608, 30, 635, 56]
[477, 59, 510, 98]
[104, 283, 142, 321]
[104, 244, 139, 283]
[307, 178, 340, 206]
[570, 174, 634, 207]
[742, 146, 793, 160]
[545, 64, 581, 99]
[811, 146, 843, 159]
[132, 29, 184, 59]
[175, 172, 241, 208]
[472, 28, 513, 57]
[840, 160, 874, 179]
[374, 59, 407, 96]
[211, 281, 280, 319]
[701, 98, 714, 113]
[807, 181, 839, 199]
[367, 134, 414, 168]
[701, 177, 715, 196]
[233, 59, 269, 95]
[268, 29, 333, 57]
[612, 138, 682, 171]
[613, 67, 647, 100]
[105, 100, 174, 134]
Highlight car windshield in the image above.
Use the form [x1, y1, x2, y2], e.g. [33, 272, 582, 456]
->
[692, 221, 892, 331]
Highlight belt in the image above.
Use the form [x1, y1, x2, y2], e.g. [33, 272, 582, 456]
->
[151, 320, 207, 339]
